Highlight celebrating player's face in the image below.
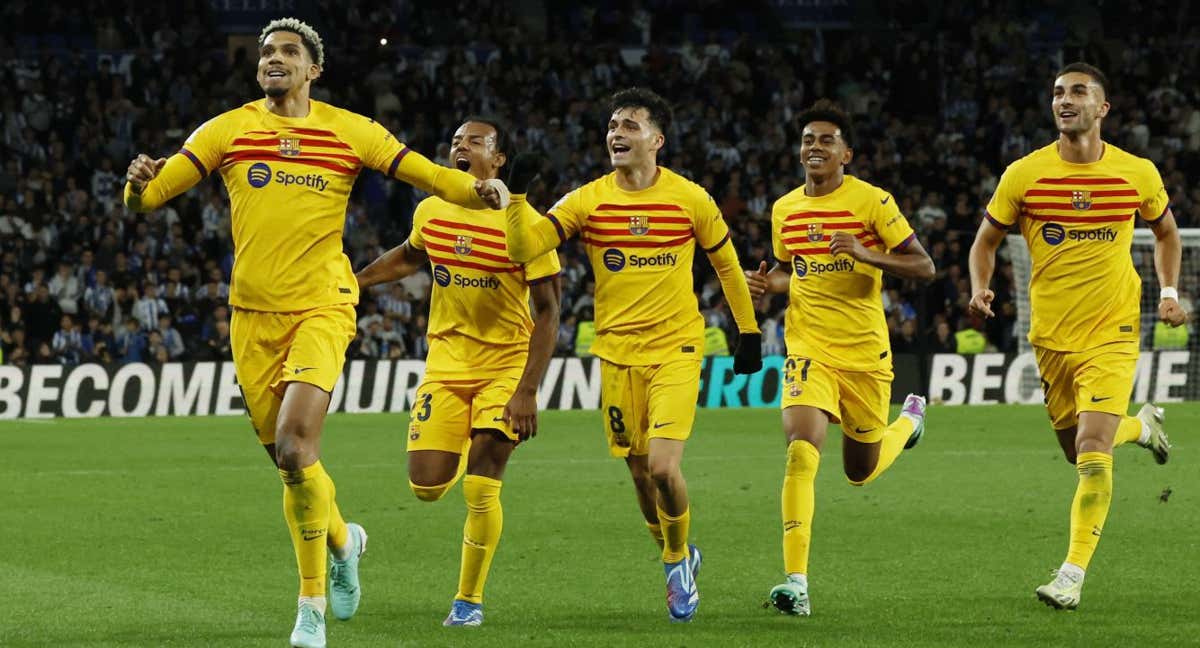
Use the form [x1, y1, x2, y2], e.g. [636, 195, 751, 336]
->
[1052, 72, 1109, 135]
[450, 122, 505, 180]
[799, 121, 852, 177]
[257, 31, 319, 98]
[607, 107, 664, 169]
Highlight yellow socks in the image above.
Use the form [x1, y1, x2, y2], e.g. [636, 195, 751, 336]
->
[327, 478, 349, 555]
[280, 461, 335, 596]
[658, 506, 691, 564]
[456, 475, 504, 604]
[1112, 416, 1143, 448]
[646, 521, 665, 550]
[849, 416, 913, 486]
[782, 440, 820, 575]
[1065, 451, 1114, 570]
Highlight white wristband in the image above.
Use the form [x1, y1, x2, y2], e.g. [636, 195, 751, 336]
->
[1160, 287, 1178, 301]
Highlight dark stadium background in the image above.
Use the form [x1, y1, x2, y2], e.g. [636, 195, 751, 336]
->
[1, 0, 1197, 369]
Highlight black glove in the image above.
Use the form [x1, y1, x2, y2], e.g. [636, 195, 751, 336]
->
[506, 152, 543, 194]
[733, 332, 762, 374]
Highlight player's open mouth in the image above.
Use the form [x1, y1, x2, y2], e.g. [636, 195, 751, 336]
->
[454, 155, 471, 171]
[806, 155, 826, 165]
[1059, 111, 1077, 119]
[611, 142, 631, 155]
[266, 69, 287, 78]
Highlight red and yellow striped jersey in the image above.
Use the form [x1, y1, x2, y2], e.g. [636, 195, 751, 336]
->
[126, 99, 486, 313]
[986, 142, 1168, 351]
[408, 197, 559, 379]
[546, 168, 732, 364]
[771, 175, 915, 371]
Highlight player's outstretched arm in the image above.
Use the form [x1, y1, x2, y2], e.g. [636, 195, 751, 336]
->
[968, 218, 1007, 318]
[355, 242, 429, 290]
[123, 153, 204, 212]
[1148, 209, 1188, 326]
[392, 147, 508, 210]
[707, 240, 762, 373]
[504, 276, 561, 441]
[504, 196, 563, 263]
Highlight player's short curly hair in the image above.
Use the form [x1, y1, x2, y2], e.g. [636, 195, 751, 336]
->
[797, 99, 854, 148]
[259, 17, 325, 67]
[609, 87, 673, 135]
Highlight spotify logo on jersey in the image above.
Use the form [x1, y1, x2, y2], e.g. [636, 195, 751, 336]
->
[433, 265, 452, 287]
[247, 162, 272, 188]
[603, 249, 626, 271]
[1042, 223, 1066, 246]
[793, 256, 808, 277]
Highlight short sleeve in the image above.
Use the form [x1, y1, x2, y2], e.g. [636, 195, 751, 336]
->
[546, 189, 587, 242]
[770, 200, 790, 261]
[691, 187, 731, 252]
[344, 112, 407, 176]
[180, 116, 227, 178]
[524, 250, 561, 284]
[1137, 160, 1169, 223]
[407, 200, 429, 250]
[984, 162, 1025, 228]
[872, 190, 916, 251]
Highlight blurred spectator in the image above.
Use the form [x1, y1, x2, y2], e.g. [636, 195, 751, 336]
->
[132, 284, 169, 331]
[157, 314, 185, 360]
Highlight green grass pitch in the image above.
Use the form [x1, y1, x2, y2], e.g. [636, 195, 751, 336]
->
[3, 404, 1197, 647]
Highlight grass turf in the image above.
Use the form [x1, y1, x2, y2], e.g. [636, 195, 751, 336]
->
[2, 404, 1197, 647]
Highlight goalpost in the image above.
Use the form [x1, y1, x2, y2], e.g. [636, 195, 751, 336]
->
[1005, 228, 1200, 402]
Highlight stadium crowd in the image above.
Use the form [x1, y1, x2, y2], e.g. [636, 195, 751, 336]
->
[2, 0, 1198, 367]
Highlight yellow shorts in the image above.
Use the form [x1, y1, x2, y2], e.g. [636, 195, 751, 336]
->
[407, 369, 522, 454]
[599, 358, 701, 458]
[230, 304, 356, 445]
[1035, 342, 1137, 430]
[780, 355, 892, 443]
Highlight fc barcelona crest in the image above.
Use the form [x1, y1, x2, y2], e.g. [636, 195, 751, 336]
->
[454, 235, 473, 255]
[629, 216, 649, 236]
[1071, 190, 1092, 210]
[279, 137, 302, 157]
[807, 222, 824, 242]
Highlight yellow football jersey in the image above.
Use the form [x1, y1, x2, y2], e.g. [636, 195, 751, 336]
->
[125, 99, 486, 312]
[985, 142, 1168, 351]
[409, 197, 560, 380]
[546, 168, 734, 365]
[771, 175, 916, 371]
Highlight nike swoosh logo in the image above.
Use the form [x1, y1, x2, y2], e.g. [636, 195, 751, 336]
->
[653, 421, 673, 429]
[880, 196, 890, 205]
[1090, 396, 1111, 402]
[492, 416, 505, 422]
[854, 427, 874, 434]
[293, 367, 315, 375]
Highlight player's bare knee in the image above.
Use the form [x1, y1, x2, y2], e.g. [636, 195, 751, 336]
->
[273, 436, 313, 471]
[648, 458, 680, 488]
[1075, 436, 1111, 456]
[844, 466, 873, 486]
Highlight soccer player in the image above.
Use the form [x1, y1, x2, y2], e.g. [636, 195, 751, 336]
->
[122, 19, 507, 648]
[355, 117, 560, 627]
[743, 99, 934, 616]
[502, 87, 763, 622]
[969, 62, 1184, 610]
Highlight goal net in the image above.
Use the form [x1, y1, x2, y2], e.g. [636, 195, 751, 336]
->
[1006, 228, 1200, 403]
